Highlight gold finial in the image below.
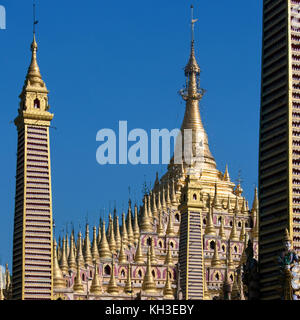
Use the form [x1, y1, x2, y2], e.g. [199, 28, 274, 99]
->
[227, 195, 233, 213]
[124, 264, 133, 295]
[109, 218, 117, 253]
[118, 240, 127, 264]
[90, 261, 102, 295]
[205, 204, 216, 236]
[73, 259, 84, 293]
[211, 242, 221, 267]
[157, 212, 164, 236]
[164, 241, 174, 266]
[76, 232, 85, 268]
[134, 237, 144, 264]
[127, 203, 135, 246]
[251, 187, 259, 213]
[166, 211, 175, 237]
[224, 165, 230, 181]
[92, 226, 100, 263]
[241, 198, 248, 214]
[230, 216, 239, 242]
[107, 214, 112, 243]
[68, 233, 76, 270]
[152, 193, 158, 219]
[99, 221, 112, 259]
[147, 194, 153, 221]
[171, 180, 177, 205]
[163, 267, 174, 299]
[66, 234, 70, 259]
[133, 204, 140, 244]
[115, 216, 122, 251]
[120, 212, 128, 246]
[166, 184, 172, 207]
[219, 216, 226, 240]
[157, 190, 162, 212]
[84, 224, 93, 265]
[142, 248, 157, 293]
[107, 257, 119, 295]
[60, 236, 69, 274]
[140, 196, 152, 232]
[53, 239, 66, 289]
[234, 196, 240, 214]
[150, 238, 157, 265]
[212, 183, 221, 209]
[97, 225, 102, 249]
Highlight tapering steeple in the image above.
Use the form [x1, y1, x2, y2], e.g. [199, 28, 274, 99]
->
[118, 240, 127, 264]
[178, 5, 216, 171]
[166, 211, 175, 237]
[219, 216, 226, 240]
[205, 205, 216, 236]
[164, 241, 174, 266]
[76, 232, 85, 269]
[212, 183, 221, 210]
[133, 204, 140, 244]
[92, 226, 100, 263]
[99, 221, 111, 259]
[73, 260, 84, 293]
[223, 164, 230, 181]
[90, 262, 102, 295]
[171, 180, 177, 205]
[21, 34, 48, 95]
[127, 201, 134, 246]
[59, 236, 69, 274]
[68, 232, 76, 270]
[142, 248, 157, 293]
[108, 218, 117, 253]
[53, 239, 66, 289]
[84, 224, 93, 265]
[251, 187, 258, 214]
[107, 257, 119, 295]
[121, 212, 129, 246]
[134, 238, 144, 264]
[115, 216, 122, 251]
[140, 196, 152, 232]
[163, 268, 174, 299]
[157, 212, 164, 236]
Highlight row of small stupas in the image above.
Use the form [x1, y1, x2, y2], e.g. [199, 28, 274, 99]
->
[51, 170, 259, 300]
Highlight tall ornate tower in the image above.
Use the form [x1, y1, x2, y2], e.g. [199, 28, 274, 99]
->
[259, 0, 300, 299]
[12, 34, 54, 300]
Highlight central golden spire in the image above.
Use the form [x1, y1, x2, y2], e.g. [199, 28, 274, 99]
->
[178, 5, 216, 171]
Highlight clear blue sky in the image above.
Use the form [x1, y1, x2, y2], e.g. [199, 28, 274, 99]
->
[0, 0, 262, 267]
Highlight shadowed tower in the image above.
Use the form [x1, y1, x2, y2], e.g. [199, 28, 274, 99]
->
[259, 0, 300, 299]
[12, 32, 54, 299]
